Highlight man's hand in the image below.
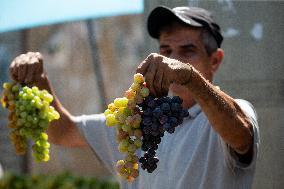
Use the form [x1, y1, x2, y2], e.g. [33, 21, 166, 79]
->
[136, 53, 193, 97]
[9, 52, 44, 85]
[9, 52, 88, 147]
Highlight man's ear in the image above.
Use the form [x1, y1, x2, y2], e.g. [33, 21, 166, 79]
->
[210, 48, 224, 73]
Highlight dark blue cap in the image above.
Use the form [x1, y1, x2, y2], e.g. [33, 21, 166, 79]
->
[147, 6, 223, 47]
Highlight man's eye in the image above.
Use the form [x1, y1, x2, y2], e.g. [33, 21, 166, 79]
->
[183, 49, 195, 56]
[160, 49, 171, 56]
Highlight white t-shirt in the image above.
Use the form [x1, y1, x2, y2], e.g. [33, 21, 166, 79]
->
[75, 99, 259, 189]
[0, 163, 3, 178]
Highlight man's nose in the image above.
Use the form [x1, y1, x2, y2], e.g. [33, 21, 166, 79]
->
[169, 52, 181, 61]
[169, 52, 179, 60]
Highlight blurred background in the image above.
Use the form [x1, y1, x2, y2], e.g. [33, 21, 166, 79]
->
[0, 0, 283, 188]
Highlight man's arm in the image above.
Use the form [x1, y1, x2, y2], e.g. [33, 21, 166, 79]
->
[137, 53, 253, 155]
[35, 74, 88, 147]
[9, 52, 88, 147]
[185, 68, 253, 154]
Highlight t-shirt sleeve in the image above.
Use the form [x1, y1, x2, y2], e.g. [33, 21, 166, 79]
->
[73, 113, 123, 175]
[220, 99, 260, 170]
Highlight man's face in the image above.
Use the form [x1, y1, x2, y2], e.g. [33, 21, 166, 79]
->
[158, 23, 214, 81]
[157, 23, 223, 107]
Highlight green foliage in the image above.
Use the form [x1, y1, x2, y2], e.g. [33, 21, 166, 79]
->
[0, 172, 119, 189]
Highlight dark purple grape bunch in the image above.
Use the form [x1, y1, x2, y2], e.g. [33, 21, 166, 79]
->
[139, 148, 159, 173]
[138, 96, 189, 173]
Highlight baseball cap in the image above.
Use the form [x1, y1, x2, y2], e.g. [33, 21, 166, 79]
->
[147, 6, 223, 47]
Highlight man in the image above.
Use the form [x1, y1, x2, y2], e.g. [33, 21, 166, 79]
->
[9, 6, 259, 189]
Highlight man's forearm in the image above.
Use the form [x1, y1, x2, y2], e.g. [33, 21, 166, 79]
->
[33, 74, 87, 147]
[185, 68, 253, 154]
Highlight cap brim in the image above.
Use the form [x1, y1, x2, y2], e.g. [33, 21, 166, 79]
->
[147, 6, 202, 39]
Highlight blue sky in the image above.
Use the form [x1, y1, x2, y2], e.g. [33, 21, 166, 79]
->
[0, 0, 144, 33]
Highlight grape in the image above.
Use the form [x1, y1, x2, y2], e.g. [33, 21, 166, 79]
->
[121, 124, 131, 133]
[127, 99, 136, 109]
[114, 97, 128, 107]
[3, 82, 12, 90]
[115, 109, 127, 123]
[163, 122, 171, 130]
[139, 87, 149, 98]
[130, 169, 139, 178]
[125, 89, 136, 100]
[116, 130, 128, 142]
[169, 117, 178, 126]
[118, 142, 128, 153]
[143, 108, 152, 116]
[152, 107, 162, 118]
[130, 83, 141, 92]
[107, 103, 116, 112]
[134, 138, 142, 148]
[167, 127, 175, 134]
[103, 109, 111, 117]
[133, 73, 144, 84]
[133, 129, 143, 138]
[158, 114, 168, 124]
[105, 114, 117, 127]
[160, 103, 171, 113]
[142, 116, 152, 126]
[116, 160, 125, 172]
[127, 144, 137, 153]
[135, 94, 144, 104]
[1, 82, 60, 162]
[148, 100, 156, 109]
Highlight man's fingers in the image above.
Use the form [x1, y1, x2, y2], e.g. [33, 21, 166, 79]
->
[153, 64, 165, 97]
[15, 55, 29, 83]
[161, 63, 173, 96]
[137, 53, 176, 97]
[14, 60, 22, 82]
[161, 77, 170, 96]
[17, 63, 28, 82]
[136, 53, 161, 75]
[24, 66, 35, 84]
[9, 61, 17, 81]
[35, 52, 43, 63]
[144, 62, 157, 97]
[136, 59, 151, 75]
[8, 52, 44, 84]
[27, 52, 34, 56]
[33, 59, 43, 81]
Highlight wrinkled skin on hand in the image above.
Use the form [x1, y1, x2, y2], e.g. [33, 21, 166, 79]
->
[136, 53, 193, 97]
[9, 52, 44, 85]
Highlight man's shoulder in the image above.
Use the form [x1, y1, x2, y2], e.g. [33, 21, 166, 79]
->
[235, 99, 253, 106]
[235, 99, 257, 117]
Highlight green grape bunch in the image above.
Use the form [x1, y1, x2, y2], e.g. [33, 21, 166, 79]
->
[104, 73, 149, 182]
[1, 82, 60, 162]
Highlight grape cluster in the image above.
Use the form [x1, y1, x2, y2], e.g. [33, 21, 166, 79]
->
[1, 82, 60, 162]
[104, 73, 190, 181]
[104, 73, 149, 182]
[139, 96, 189, 173]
